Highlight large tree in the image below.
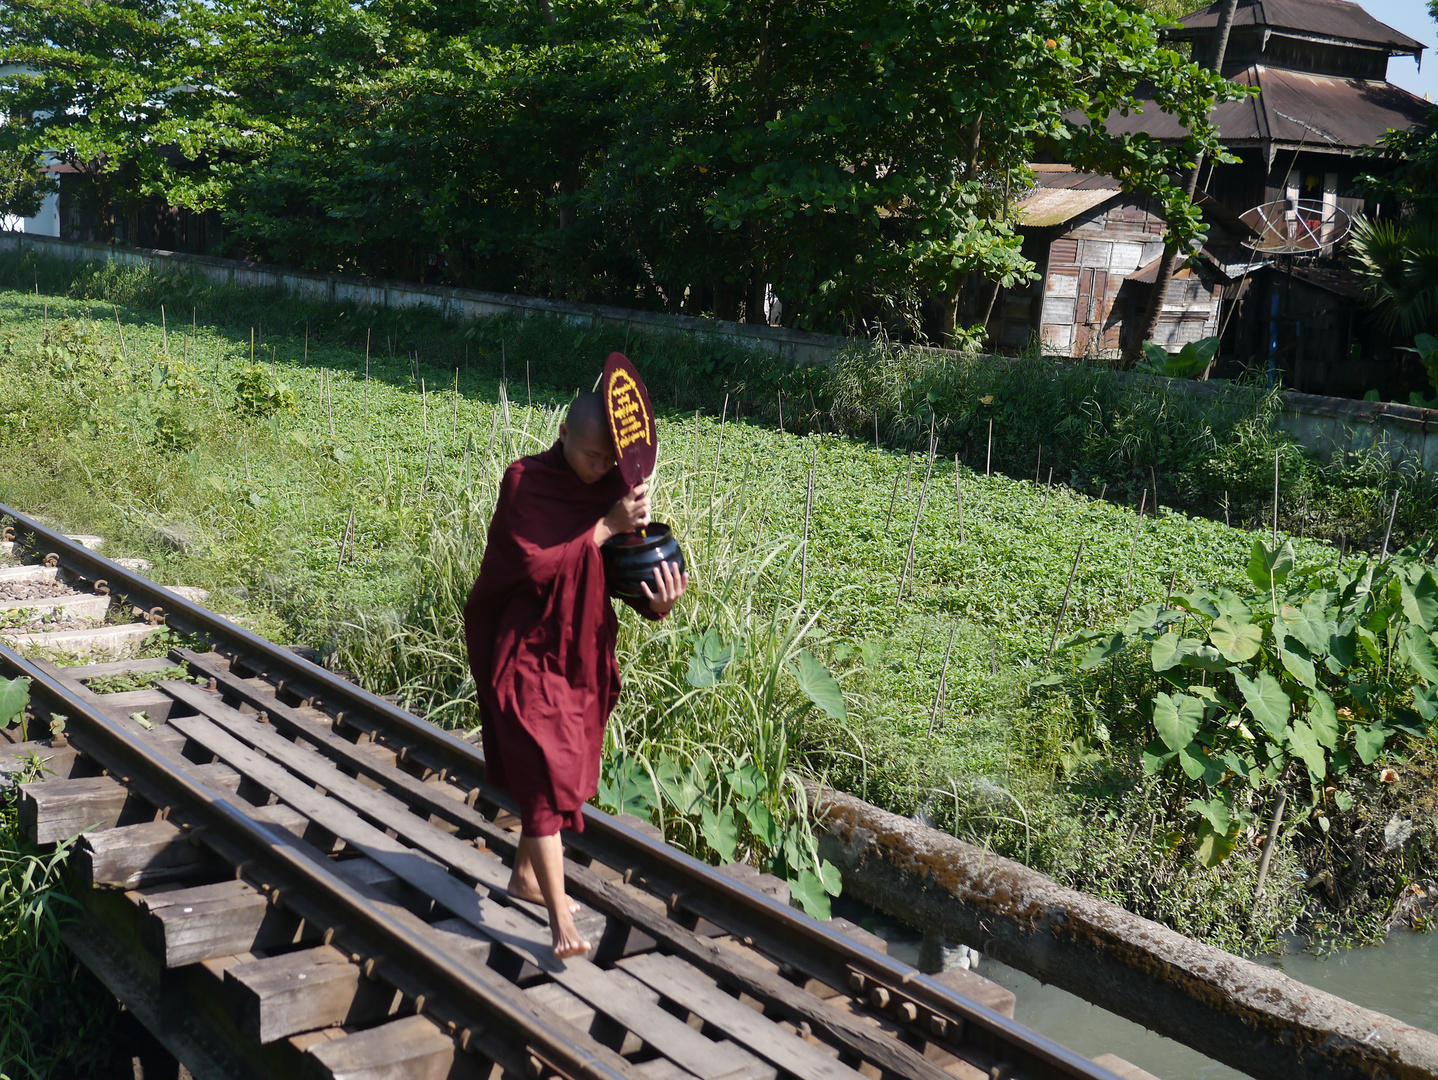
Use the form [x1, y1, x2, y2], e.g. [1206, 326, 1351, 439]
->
[0, 0, 1241, 339]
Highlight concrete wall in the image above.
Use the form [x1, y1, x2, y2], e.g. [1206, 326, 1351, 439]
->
[3, 231, 1435, 473]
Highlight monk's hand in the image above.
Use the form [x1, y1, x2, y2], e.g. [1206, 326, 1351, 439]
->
[640, 559, 689, 616]
[594, 483, 651, 546]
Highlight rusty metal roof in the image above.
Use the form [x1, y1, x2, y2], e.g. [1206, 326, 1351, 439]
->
[1091, 64, 1431, 152]
[1174, 0, 1425, 56]
[1015, 180, 1122, 227]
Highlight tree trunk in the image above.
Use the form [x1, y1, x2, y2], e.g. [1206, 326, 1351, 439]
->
[537, 0, 556, 25]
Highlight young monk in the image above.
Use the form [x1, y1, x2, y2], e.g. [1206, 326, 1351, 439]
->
[463, 392, 688, 959]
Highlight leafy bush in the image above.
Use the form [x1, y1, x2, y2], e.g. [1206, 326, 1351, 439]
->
[233, 364, 297, 418]
[1065, 539, 1438, 865]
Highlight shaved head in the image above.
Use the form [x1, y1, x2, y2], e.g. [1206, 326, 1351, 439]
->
[559, 392, 616, 484]
[566, 393, 607, 436]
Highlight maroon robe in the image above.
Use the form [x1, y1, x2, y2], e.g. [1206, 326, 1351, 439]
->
[463, 441, 650, 836]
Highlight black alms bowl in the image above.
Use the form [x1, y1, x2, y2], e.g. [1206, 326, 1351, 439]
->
[602, 522, 686, 600]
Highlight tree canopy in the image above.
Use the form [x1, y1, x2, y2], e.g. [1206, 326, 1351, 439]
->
[0, 0, 1241, 338]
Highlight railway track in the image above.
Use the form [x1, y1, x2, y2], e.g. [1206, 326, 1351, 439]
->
[0, 504, 1134, 1080]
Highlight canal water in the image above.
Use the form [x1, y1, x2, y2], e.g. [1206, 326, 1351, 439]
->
[833, 896, 1438, 1080]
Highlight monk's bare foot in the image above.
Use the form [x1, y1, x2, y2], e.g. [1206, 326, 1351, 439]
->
[507, 871, 580, 914]
[551, 916, 591, 960]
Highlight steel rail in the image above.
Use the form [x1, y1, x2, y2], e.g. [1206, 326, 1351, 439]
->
[0, 639, 635, 1080]
[2, 503, 1121, 1080]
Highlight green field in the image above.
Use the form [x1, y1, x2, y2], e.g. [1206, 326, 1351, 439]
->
[1, 275, 1433, 954]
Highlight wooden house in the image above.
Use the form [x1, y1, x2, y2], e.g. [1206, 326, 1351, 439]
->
[993, 166, 1234, 358]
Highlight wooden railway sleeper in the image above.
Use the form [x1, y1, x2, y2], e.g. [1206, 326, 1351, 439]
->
[1, 640, 639, 1080]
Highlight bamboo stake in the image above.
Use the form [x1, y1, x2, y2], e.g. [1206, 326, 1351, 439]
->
[799, 457, 816, 607]
[326, 369, 335, 437]
[777, 390, 783, 431]
[1253, 790, 1288, 900]
[161, 305, 168, 356]
[985, 418, 993, 476]
[1099, 483, 1107, 502]
[1380, 489, 1399, 560]
[1151, 464, 1159, 519]
[1034, 444, 1042, 486]
[1124, 490, 1148, 589]
[1047, 540, 1085, 661]
[1046, 466, 1054, 495]
[714, 392, 729, 471]
[304, 323, 309, 364]
[453, 368, 460, 436]
[250, 327, 255, 365]
[421, 377, 428, 435]
[693, 410, 701, 472]
[955, 454, 965, 544]
[1272, 448, 1280, 548]
[336, 505, 356, 571]
[113, 306, 128, 360]
[898, 431, 937, 607]
[874, 413, 879, 451]
[927, 622, 958, 737]
[1166, 569, 1177, 603]
[885, 462, 903, 531]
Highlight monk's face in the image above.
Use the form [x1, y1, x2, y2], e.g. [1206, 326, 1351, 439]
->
[559, 421, 616, 484]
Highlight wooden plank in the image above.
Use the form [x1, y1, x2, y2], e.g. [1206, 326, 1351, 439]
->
[20, 775, 149, 844]
[18, 764, 242, 845]
[63, 656, 179, 680]
[1, 739, 81, 781]
[223, 945, 402, 1044]
[74, 804, 314, 890]
[929, 968, 1016, 1020]
[160, 706, 769, 1080]
[305, 1014, 485, 1080]
[618, 954, 867, 1080]
[137, 879, 317, 967]
[90, 687, 175, 722]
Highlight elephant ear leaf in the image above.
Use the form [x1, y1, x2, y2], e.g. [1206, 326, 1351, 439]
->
[1153, 692, 1203, 752]
[791, 650, 846, 721]
[1288, 720, 1327, 782]
[1399, 572, 1438, 632]
[1233, 670, 1291, 742]
[0, 676, 28, 727]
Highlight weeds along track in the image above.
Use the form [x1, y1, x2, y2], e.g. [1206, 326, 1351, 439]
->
[0, 505, 1125, 1080]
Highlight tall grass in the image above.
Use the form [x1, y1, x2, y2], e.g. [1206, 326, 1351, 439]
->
[0, 759, 128, 1079]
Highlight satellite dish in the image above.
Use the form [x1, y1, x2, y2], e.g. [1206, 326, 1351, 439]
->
[1239, 199, 1351, 255]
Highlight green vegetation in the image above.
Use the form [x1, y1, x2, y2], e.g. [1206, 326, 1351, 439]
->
[0, 0, 1241, 340]
[0, 679, 132, 1080]
[1, 262, 1436, 1069]
[1062, 541, 1438, 868]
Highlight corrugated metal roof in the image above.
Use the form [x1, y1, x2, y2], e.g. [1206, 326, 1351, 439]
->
[1015, 185, 1121, 227]
[1175, 0, 1425, 55]
[1090, 64, 1430, 150]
